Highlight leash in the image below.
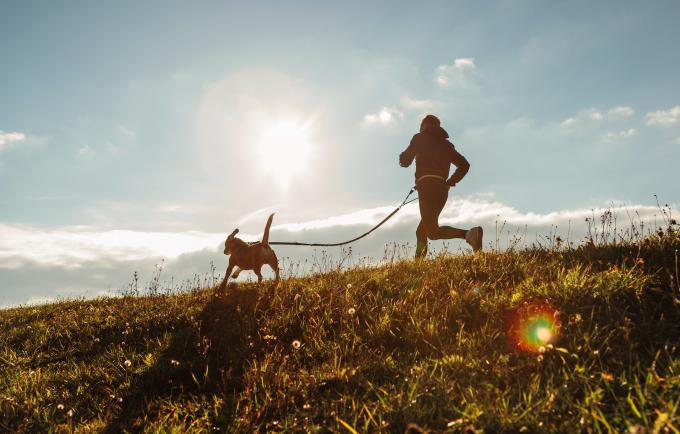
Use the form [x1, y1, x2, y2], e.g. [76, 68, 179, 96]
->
[269, 187, 418, 247]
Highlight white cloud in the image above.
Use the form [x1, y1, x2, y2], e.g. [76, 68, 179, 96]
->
[453, 58, 476, 70]
[400, 97, 437, 111]
[0, 223, 225, 269]
[2, 196, 672, 270]
[604, 128, 636, 141]
[361, 107, 404, 126]
[589, 110, 604, 121]
[77, 144, 95, 158]
[561, 117, 576, 128]
[561, 108, 603, 127]
[1, 196, 676, 307]
[607, 106, 634, 119]
[562, 106, 635, 127]
[620, 128, 636, 138]
[117, 125, 136, 141]
[0, 131, 27, 151]
[435, 75, 449, 86]
[435, 58, 476, 86]
[645, 105, 680, 126]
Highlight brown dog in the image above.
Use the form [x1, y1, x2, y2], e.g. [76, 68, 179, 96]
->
[222, 213, 280, 287]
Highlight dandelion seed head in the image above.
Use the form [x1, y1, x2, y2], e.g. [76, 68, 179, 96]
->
[57, 404, 64, 410]
[347, 307, 356, 315]
[124, 359, 132, 367]
[292, 340, 301, 349]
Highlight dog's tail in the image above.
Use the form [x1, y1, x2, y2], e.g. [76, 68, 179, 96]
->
[262, 213, 275, 246]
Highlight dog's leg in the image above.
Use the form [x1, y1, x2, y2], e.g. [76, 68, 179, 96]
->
[221, 261, 236, 292]
[231, 267, 241, 278]
[268, 256, 280, 281]
[254, 265, 263, 284]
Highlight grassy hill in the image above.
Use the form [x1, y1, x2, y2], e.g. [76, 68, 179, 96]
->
[1, 231, 680, 433]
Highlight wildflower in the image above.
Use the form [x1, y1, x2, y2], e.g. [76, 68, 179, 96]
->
[67, 409, 74, 417]
[601, 372, 614, 382]
[303, 403, 312, 410]
[57, 404, 64, 411]
[118, 397, 123, 403]
[94, 337, 100, 343]
[171, 359, 180, 366]
[346, 283, 352, 289]
[538, 346, 546, 354]
[537, 355, 544, 362]
[292, 340, 301, 350]
[593, 350, 599, 355]
[573, 313, 582, 323]
[124, 359, 132, 367]
[347, 307, 356, 315]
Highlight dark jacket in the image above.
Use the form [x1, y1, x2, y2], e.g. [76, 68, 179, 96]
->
[399, 126, 470, 186]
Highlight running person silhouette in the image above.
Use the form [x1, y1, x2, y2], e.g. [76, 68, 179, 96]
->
[399, 114, 483, 258]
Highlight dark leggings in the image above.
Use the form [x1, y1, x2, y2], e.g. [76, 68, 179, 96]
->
[416, 179, 466, 245]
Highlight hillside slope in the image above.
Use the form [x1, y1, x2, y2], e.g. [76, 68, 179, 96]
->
[1, 235, 680, 433]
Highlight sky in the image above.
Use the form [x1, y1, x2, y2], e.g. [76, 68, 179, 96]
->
[1, 1, 679, 307]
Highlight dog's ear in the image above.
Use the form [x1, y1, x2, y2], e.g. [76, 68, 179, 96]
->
[227, 228, 239, 240]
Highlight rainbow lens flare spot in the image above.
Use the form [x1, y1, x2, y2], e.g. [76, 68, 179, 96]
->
[508, 301, 561, 352]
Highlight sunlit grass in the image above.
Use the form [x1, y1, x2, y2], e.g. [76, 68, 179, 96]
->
[1, 226, 679, 432]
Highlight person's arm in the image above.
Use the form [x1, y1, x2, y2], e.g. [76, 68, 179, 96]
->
[399, 135, 418, 167]
[446, 143, 470, 187]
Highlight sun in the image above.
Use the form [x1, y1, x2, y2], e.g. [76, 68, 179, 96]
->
[256, 117, 314, 188]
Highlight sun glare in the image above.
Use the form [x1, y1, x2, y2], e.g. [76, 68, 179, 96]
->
[256, 118, 313, 188]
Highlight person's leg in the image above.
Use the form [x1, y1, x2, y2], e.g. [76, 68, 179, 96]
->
[426, 187, 483, 251]
[422, 185, 466, 240]
[415, 220, 428, 258]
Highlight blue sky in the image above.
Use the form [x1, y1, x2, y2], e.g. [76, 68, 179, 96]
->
[1, 1, 679, 306]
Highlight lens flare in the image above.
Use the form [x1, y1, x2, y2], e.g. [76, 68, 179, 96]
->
[508, 301, 560, 352]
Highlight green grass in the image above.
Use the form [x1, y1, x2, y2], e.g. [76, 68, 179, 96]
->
[2, 234, 680, 433]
